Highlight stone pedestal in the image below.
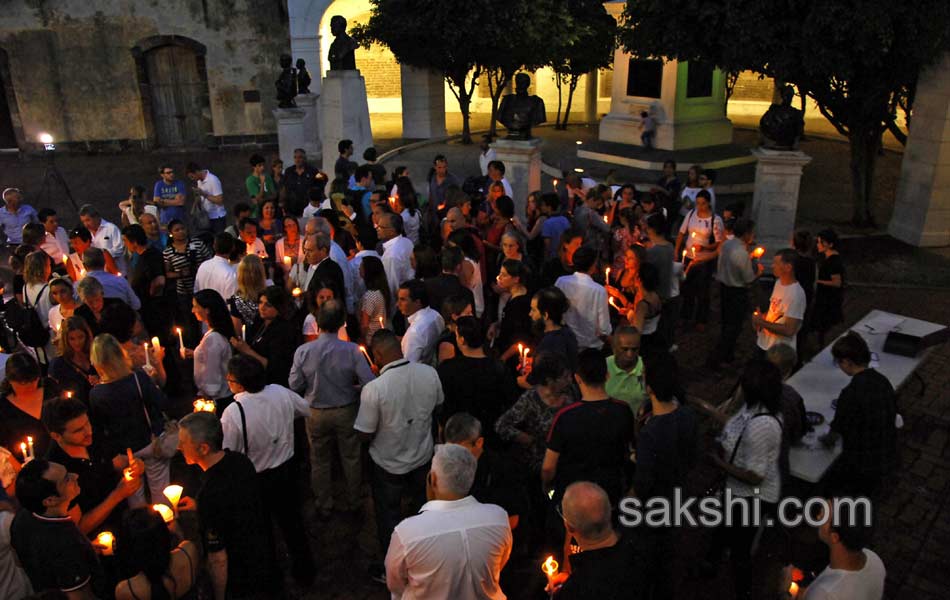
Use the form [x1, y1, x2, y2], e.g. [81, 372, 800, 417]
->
[320, 70, 373, 174]
[401, 65, 447, 139]
[491, 138, 542, 218]
[273, 106, 308, 170]
[889, 53, 950, 247]
[750, 147, 812, 261]
[293, 93, 321, 164]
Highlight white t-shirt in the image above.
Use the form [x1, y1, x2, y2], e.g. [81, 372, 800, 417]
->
[803, 549, 885, 600]
[197, 171, 227, 219]
[757, 280, 807, 351]
[401, 209, 420, 245]
[302, 313, 349, 341]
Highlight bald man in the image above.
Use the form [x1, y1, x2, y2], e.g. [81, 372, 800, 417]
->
[550, 481, 637, 599]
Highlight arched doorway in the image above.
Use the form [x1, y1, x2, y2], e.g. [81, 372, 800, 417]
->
[132, 36, 212, 147]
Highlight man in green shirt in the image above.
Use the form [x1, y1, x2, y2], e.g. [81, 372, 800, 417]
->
[605, 325, 647, 414]
[245, 153, 277, 216]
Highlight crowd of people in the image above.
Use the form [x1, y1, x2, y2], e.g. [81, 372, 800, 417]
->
[0, 140, 895, 600]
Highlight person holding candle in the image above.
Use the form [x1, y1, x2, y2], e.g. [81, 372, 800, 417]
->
[230, 285, 298, 384]
[175, 412, 281, 599]
[274, 214, 303, 274]
[289, 300, 374, 519]
[753, 249, 807, 355]
[529, 286, 579, 376]
[97, 301, 168, 389]
[90, 334, 175, 508]
[113, 506, 200, 600]
[605, 245, 644, 311]
[256, 198, 283, 259]
[188, 290, 235, 412]
[237, 217, 267, 260]
[11, 459, 107, 598]
[222, 355, 314, 585]
[675, 190, 724, 332]
[47, 276, 79, 344]
[490, 259, 534, 369]
[45, 397, 145, 535]
[163, 219, 213, 346]
[302, 283, 349, 343]
[228, 253, 269, 336]
[48, 316, 99, 406]
[67, 225, 119, 280]
[358, 255, 390, 346]
[0, 353, 54, 465]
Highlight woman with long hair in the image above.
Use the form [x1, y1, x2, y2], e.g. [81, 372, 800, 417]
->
[0, 352, 53, 461]
[257, 198, 283, 258]
[675, 191, 724, 331]
[48, 316, 99, 406]
[359, 256, 390, 345]
[610, 207, 639, 270]
[186, 290, 235, 410]
[447, 229, 484, 318]
[230, 286, 298, 384]
[275, 214, 303, 275]
[90, 334, 173, 506]
[302, 282, 348, 342]
[393, 177, 421, 245]
[623, 262, 664, 359]
[23, 251, 53, 328]
[47, 276, 79, 341]
[114, 507, 199, 600]
[229, 254, 268, 334]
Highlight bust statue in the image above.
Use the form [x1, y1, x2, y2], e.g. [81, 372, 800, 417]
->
[275, 54, 298, 108]
[759, 85, 805, 150]
[328, 15, 358, 71]
[295, 59, 312, 94]
[497, 73, 546, 140]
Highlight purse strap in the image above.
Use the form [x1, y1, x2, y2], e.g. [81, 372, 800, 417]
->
[728, 412, 779, 465]
[235, 400, 249, 455]
[132, 370, 153, 431]
[25, 283, 49, 309]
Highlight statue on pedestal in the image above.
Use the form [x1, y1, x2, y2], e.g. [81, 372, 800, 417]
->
[497, 73, 546, 140]
[296, 59, 312, 94]
[276, 54, 297, 108]
[759, 85, 805, 150]
[328, 15, 358, 71]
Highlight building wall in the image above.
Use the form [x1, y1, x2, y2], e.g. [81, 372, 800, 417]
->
[0, 0, 290, 149]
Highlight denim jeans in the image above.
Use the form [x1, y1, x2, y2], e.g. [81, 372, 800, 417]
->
[370, 461, 429, 555]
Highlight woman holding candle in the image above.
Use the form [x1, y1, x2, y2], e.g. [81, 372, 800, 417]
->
[229, 254, 269, 335]
[436, 295, 474, 364]
[48, 316, 99, 407]
[230, 285, 298, 384]
[606, 245, 644, 310]
[163, 219, 212, 346]
[67, 226, 119, 279]
[47, 276, 79, 346]
[302, 283, 348, 342]
[675, 190, 724, 331]
[187, 290, 235, 413]
[813, 229, 845, 348]
[90, 334, 174, 507]
[257, 198, 283, 259]
[274, 214, 303, 274]
[358, 256, 390, 346]
[490, 259, 534, 370]
[114, 506, 199, 600]
[621, 262, 665, 361]
[610, 207, 640, 271]
[0, 352, 54, 463]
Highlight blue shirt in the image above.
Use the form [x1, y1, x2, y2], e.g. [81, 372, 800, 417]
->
[86, 270, 141, 310]
[541, 215, 571, 257]
[288, 333, 376, 408]
[0, 204, 38, 244]
[152, 179, 187, 224]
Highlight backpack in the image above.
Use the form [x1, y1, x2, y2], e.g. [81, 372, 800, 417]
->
[5, 284, 51, 348]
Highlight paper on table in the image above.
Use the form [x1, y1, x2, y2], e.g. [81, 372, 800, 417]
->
[861, 314, 905, 334]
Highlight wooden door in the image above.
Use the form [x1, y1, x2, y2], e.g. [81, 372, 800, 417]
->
[145, 45, 208, 147]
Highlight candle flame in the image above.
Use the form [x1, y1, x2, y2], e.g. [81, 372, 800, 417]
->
[152, 504, 174, 523]
[609, 297, 621, 310]
[163, 484, 183, 508]
[283, 255, 292, 265]
[62, 254, 69, 264]
[176, 327, 182, 334]
[541, 555, 559, 576]
[603, 214, 608, 223]
[96, 531, 114, 554]
[752, 246, 766, 258]
[66, 391, 72, 399]
[292, 287, 302, 297]
[151, 336, 160, 349]
[789, 582, 799, 597]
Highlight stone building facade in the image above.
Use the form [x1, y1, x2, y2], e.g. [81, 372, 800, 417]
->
[0, 0, 290, 151]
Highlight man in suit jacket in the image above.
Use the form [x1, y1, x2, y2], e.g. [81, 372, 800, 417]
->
[303, 232, 345, 302]
[425, 246, 475, 316]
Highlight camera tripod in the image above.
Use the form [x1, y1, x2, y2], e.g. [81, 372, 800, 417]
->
[38, 148, 78, 213]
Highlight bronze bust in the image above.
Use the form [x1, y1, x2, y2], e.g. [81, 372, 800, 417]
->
[759, 85, 805, 150]
[497, 73, 546, 140]
[276, 54, 297, 108]
[296, 59, 312, 94]
[328, 15, 358, 71]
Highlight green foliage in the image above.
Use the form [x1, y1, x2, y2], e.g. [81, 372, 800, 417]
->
[619, 0, 950, 225]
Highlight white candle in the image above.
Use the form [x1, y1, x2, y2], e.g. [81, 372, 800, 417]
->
[152, 504, 174, 523]
[378, 315, 385, 329]
[359, 345, 374, 368]
[19, 442, 27, 463]
[151, 336, 161, 352]
[26, 436, 34, 460]
[163, 484, 183, 512]
[176, 327, 185, 359]
[518, 343, 525, 370]
[143, 343, 151, 368]
[242, 324, 246, 341]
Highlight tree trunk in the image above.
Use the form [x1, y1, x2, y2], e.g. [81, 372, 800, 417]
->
[562, 75, 580, 129]
[848, 124, 881, 227]
[555, 74, 564, 128]
[459, 92, 473, 144]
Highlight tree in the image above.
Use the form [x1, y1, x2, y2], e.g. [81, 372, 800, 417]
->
[619, 0, 950, 226]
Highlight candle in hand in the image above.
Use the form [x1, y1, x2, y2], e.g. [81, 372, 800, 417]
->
[283, 255, 292, 267]
[518, 343, 525, 370]
[96, 532, 115, 556]
[241, 324, 246, 341]
[19, 442, 27, 463]
[143, 343, 151, 368]
[151, 336, 161, 352]
[358, 345, 374, 368]
[152, 504, 174, 523]
[605, 267, 610, 282]
[163, 485, 183, 511]
[752, 246, 766, 259]
[176, 327, 185, 359]
[292, 287, 302, 298]
[378, 315, 385, 329]
[62, 254, 69, 265]
[26, 436, 34, 460]
[541, 555, 559, 586]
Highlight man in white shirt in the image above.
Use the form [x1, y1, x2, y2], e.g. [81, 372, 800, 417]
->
[354, 330, 443, 576]
[802, 498, 885, 600]
[194, 233, 237, 300]
[186, 162, 227, 233]
[754, 248, 806, 353]
[385, 443, 512, 600]
[555, 247, 610, 350]
[398, 279, 445, 365]
[237, 218, 267, 259]
[79, 204, 127, 274]
[219, 354, 314, 585]
[486, 160, 513, 199]
[37, 208, 70, 260]
[379, 212, 415, 305]
[478, 135, 497, 177]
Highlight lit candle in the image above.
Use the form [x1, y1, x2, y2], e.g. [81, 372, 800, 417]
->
[575, 140, 583, 145]
[283, 255, 292, 267]
[789, 582, 799, 598]
[193, 399, 206, 412]
[241, 324, 246, 341]
[152, 503, 174, 523]
[124, 468, 134, 481]
[292, 287, 302, 298]
[752, 246, 766, 259]
[523, 348, 530, 368]
[62, 254, 69, 265]
[518, 343, 525, 370]
[690, 247, 696, 258]
[358, 345, 374, 368]
[151, 336, 161, 352]
[26, 436, 33, 460]
[96, 531, 114, 556]
[19, 442, 27, 463]
[116, 272, 122, 278]
[605, 267, 610, 282]
[176, 327, 184, 359]
[681, 249, 687, 261]
[143, 343, 151, 368]
[65, 390, 72, 399]
[378, 315, 385, 329]
[691, 231, 697, 239]
[124, 446, 134, 480]
[163, 484, 183, 513]
[56, 322, 61, 333]
[603, 214, 609, 223]
[541, 555, 559, 588]
[202, 399, 216, 413]
[552, 178, 559, 188]
[609, 297, 621, 311]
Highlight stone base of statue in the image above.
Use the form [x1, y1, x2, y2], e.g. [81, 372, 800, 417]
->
[274, 95, 321, 168]
[320, 70, 373, 174]
[750, 147, 812, 264]
[491, 138, 542, 219]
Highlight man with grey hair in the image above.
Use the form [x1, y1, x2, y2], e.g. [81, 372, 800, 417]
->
[308, 215, 357, 313]
[378, 211, 414, 305]
[303, 232, 345, 302]
[81, 246, 141, 310]
[385, 444, 511, 600]
[78, 203, 127, 273]
[0, 187, 38, 244]
[547, 481, 637, 598]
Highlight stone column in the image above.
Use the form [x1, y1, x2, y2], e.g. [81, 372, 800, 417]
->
[584, 70, 599, 124]
[491, 138, 542, 218]
[320, 70, 374, 174]
[273, 107, 308, 170]
[293, 93, 321, 164]
[400, 65, 447, 139]
[750, 147, 812, 261]
[889, 53, 950, 247]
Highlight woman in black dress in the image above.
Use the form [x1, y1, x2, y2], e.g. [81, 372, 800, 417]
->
[229, 285, 299, 384]
[48, 316, 99, 407]
[492, 259, 533, 371]
[813, 229, 845, 347]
